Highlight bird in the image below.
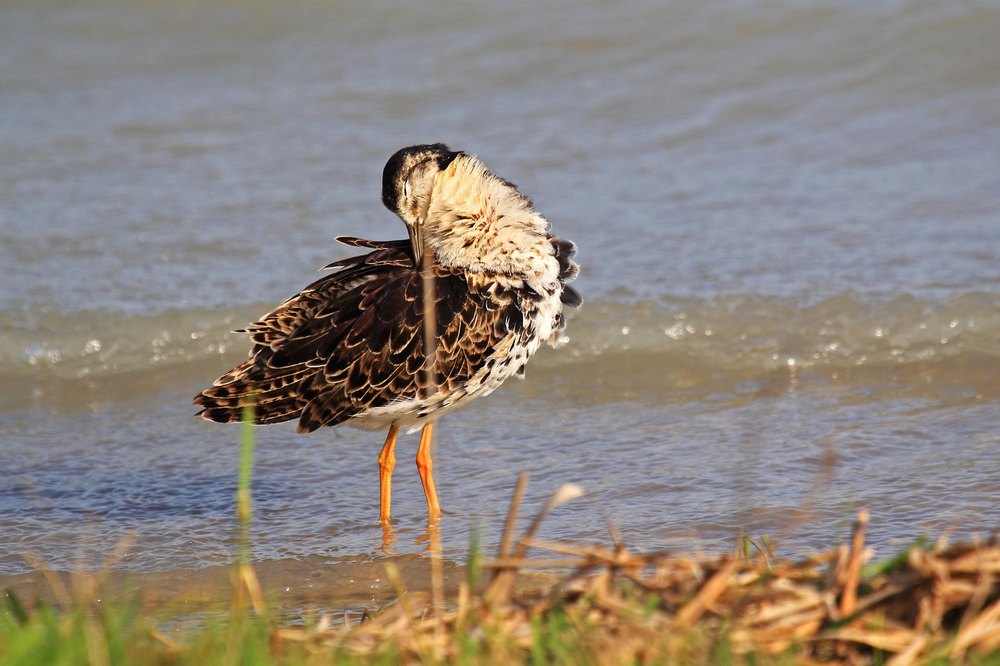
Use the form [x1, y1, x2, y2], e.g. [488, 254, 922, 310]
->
[194, 144, 581, 524]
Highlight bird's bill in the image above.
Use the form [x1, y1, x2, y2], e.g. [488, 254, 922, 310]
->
[408, 222, 424, 267]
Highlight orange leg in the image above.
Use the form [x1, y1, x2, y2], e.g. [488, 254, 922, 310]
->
[380, 521, 397, 556]
[377, 424, 399, 524]
[415, 422, 442, 520]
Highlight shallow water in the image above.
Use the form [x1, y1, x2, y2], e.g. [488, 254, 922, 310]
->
[1, 0, 999, 579]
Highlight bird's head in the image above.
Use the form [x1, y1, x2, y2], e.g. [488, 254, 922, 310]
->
[382, 144, 461, 265]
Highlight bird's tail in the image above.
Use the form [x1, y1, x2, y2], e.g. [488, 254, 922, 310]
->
[193, 361, 317, 425]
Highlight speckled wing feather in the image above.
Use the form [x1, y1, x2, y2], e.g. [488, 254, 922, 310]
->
[194, 242, 411, 424]
[293, 263, 523, 432]
[194, 239, 522, 432]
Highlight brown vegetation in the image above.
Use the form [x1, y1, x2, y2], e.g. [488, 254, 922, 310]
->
[269, 477, 1000, 664]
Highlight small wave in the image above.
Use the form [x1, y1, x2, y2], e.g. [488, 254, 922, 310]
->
[2, 292, 997, 410]
[0, 305, 263, 411]
[1, 305, 261, 381]
[556, 291, 1000, 372]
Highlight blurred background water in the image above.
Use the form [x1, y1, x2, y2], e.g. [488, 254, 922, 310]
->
[1, 0, 998, 579]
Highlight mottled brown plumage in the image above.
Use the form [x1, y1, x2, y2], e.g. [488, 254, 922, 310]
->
[195, 144, 579, 523]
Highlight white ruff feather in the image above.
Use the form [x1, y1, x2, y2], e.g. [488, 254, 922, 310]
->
[424, 155, 561, 290]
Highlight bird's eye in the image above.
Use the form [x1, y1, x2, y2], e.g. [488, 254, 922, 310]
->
[402, 181, 411, 200]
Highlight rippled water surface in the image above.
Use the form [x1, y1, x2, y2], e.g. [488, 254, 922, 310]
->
[1, 0, 999, 580]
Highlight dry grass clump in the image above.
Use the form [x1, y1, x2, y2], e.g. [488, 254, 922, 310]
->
[278, 477, 1000, 665]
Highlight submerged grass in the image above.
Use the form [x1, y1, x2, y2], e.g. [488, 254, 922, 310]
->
[2, 419, 999, 665]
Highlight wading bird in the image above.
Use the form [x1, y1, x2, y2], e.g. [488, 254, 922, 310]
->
[195, 144, 580, 524]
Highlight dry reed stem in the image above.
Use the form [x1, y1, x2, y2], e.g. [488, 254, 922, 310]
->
[674, 558, 739, 629]
[485, 482, 583, 608]
[236, 563, 266, 615]
[839, 508, 869, 618]
[498, 473, 529, 561]
[885, 634, 928, 666]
